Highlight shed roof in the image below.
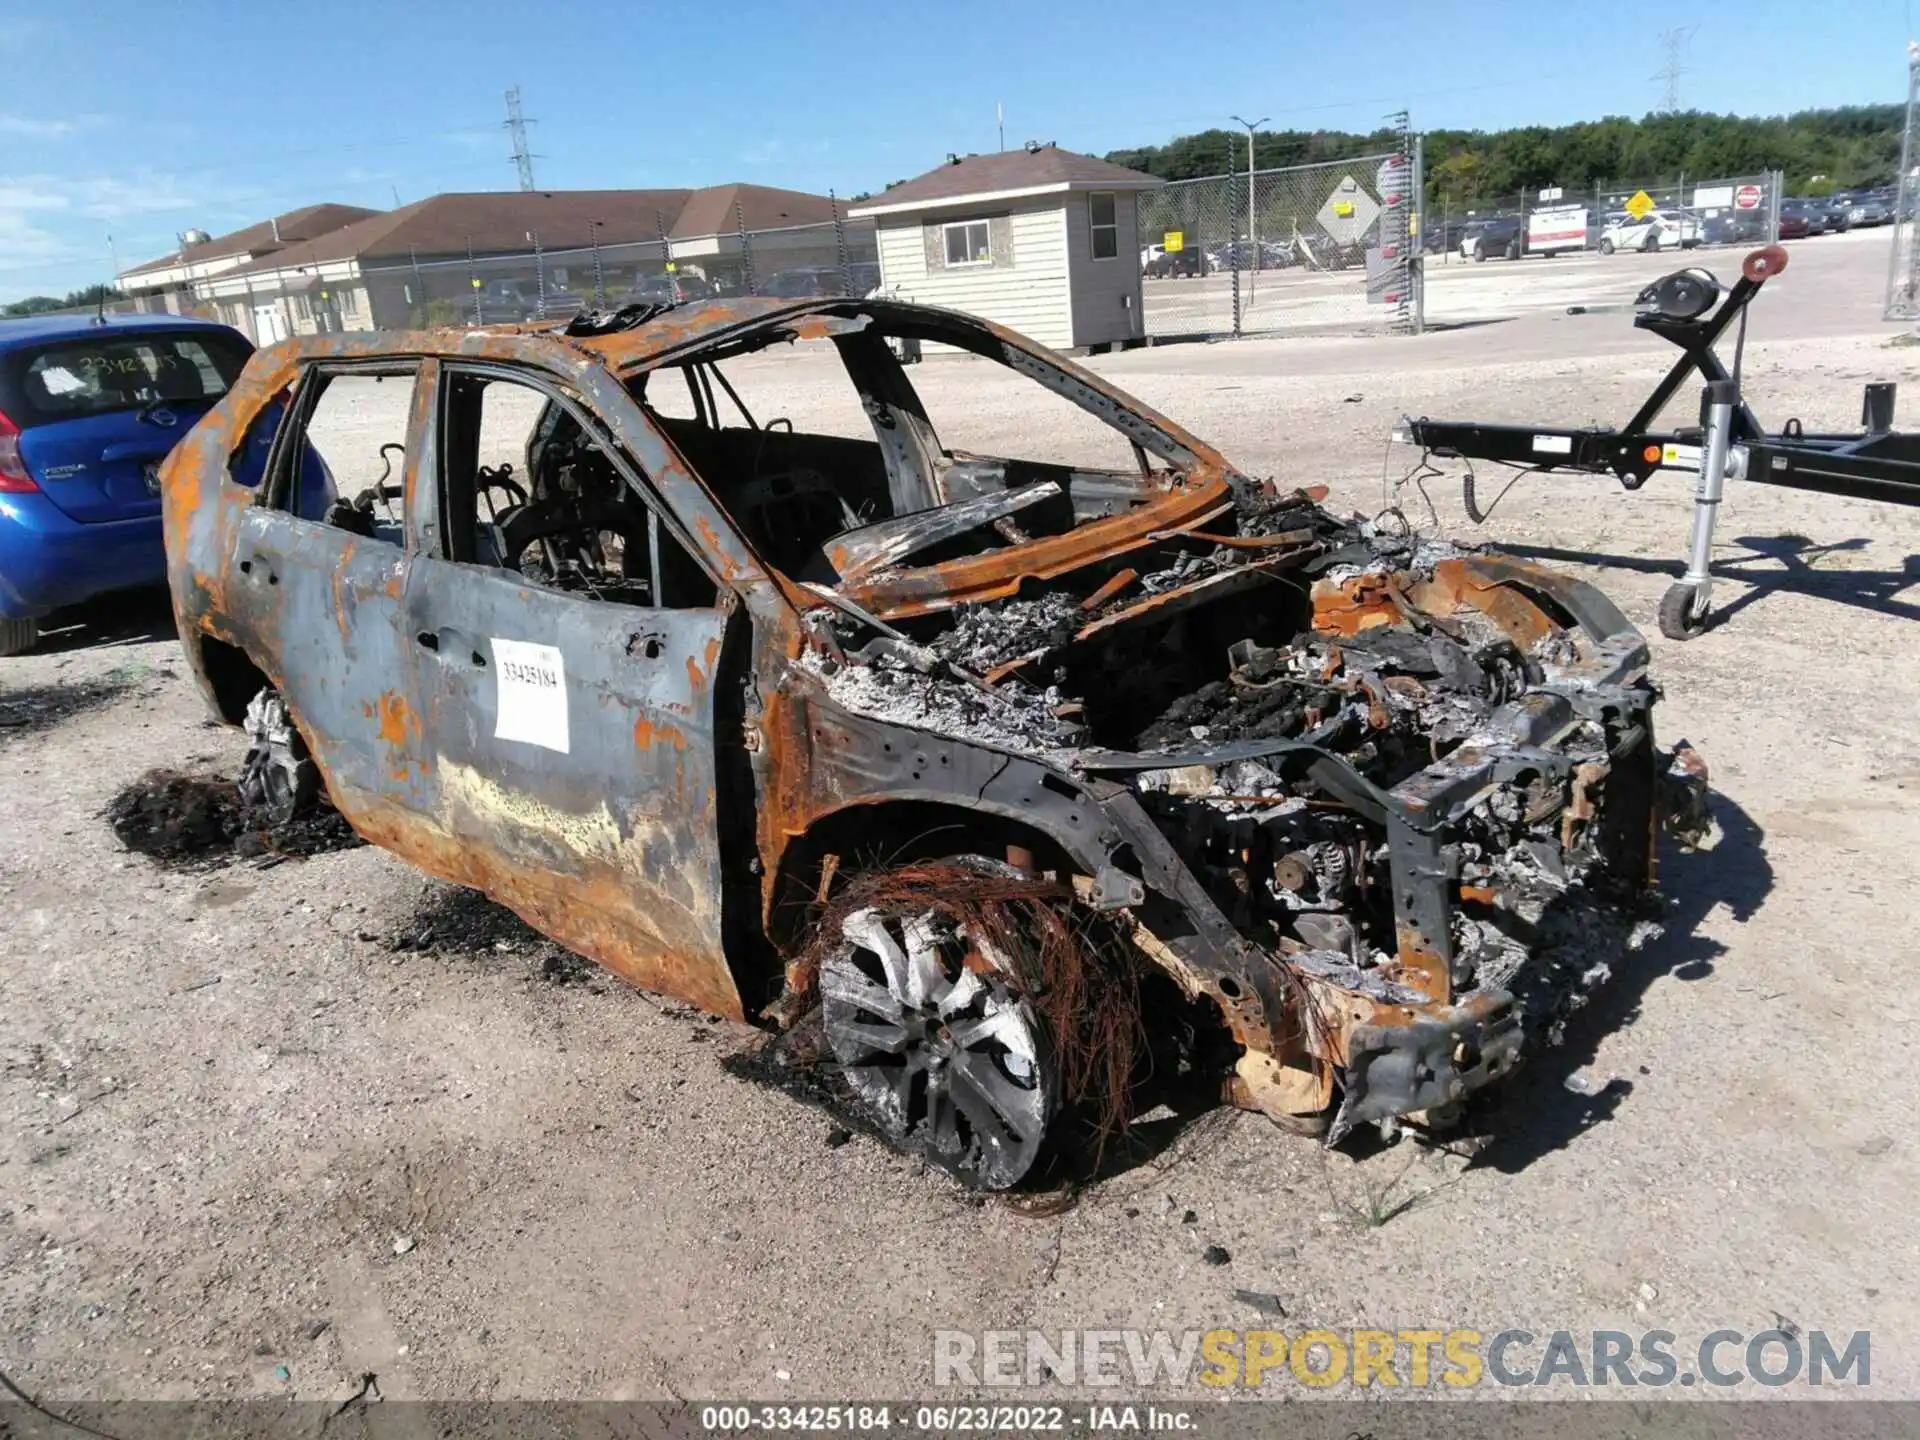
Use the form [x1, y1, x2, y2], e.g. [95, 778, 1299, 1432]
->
[849, 146, 1161, 217]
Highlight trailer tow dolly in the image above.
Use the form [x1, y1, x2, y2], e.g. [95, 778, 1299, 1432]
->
[1396, 245, 1920, 639]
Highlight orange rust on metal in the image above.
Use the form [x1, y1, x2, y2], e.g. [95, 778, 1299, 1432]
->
[837, 476, 1233, 619]
[400, 358, 439, 522]
[1079, 567, 1139, 612]
[330, 544, 355, 643]
[1142, 499, 1237, 542]
[375, 690, 420, 747]
[342, 786, 746, 1022]
[1562, 760, 1609, 851]
[634, 716, 689, 752]
[1459, 884, 1497, 905]
[1310, 574, 1401, 637]
[983, 650, 1044, 685]
[1391, 924, 1451, 1004]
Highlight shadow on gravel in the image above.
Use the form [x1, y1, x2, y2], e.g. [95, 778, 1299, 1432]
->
[32, 588, 179, 655]
[727, 993, 1244, 1200]
[1502, 534, 1920, 627]
[1464, 787, 1774, 1173]
[105, 769, 363, 865]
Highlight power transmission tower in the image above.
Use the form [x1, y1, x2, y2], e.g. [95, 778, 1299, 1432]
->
[1653, 26, 1696, 113]
[504, 86, 537, 191]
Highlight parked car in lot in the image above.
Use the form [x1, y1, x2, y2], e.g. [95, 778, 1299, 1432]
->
[1205, 240, 1290, 271]
[469, 281, 534, 324]
[1597, 209, 1701, 254]
[1846, 195, 1894, 227]
[1143, 247, 1211, 278]
[759, 264, 882, 298]
[160, 297, 1689, 1188]
[1776, 201, 1816, 240]
[626, 272, 716, 306]
[0, 314, 257, 655]
[1460, 215, 1525, 261]
[1701, 211, 1769, 247]
[1846, 196, 1892, 227]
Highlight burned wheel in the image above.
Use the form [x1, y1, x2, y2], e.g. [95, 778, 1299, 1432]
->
[238, 689, 318, 824]
[820, 902, 1057, 1190]
[1658, 582, 1711, 640]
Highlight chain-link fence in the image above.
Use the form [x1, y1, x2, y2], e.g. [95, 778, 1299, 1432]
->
[1424, 170, 1784, 266]
[1137, 149, 1411, 340]
[190, 214, 878, 345]
[353, 217, 880, 333]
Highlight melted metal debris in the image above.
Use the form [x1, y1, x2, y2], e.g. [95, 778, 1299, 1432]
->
[928, 591, 1082, 673]
[797, 647, 1079, 761]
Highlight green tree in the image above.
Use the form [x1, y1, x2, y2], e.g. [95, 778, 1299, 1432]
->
[1106, 104, 1905, 204]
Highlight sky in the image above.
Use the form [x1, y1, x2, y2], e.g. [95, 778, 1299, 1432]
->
[0, 0, 1907, 301]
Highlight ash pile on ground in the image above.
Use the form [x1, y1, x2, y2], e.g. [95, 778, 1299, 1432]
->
[0, 670, 146, 737]
[392, 882, 595, 983]
[106, 770, 362, 864]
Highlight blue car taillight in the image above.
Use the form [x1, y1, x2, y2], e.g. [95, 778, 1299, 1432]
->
[0, 407, 37, 493]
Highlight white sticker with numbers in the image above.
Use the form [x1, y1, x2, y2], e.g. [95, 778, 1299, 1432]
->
[491, 638, 570, 753]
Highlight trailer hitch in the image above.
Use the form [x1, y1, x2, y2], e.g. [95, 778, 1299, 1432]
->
[1397, 245, 1920, 639]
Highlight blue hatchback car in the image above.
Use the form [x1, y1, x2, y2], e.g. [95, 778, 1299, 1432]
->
[0, 313, 256, 654]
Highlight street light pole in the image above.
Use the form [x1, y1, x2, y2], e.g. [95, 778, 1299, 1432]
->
[1231, 114, 1268, 305]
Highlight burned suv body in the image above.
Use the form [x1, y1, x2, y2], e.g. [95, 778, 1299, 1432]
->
[162, 298, 1683, 1188]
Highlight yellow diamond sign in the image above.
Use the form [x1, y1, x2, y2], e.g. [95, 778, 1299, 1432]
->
[1625, 190, 1656, 220]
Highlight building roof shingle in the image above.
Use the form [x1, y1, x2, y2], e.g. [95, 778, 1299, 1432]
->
[221, 189, 699, 278]
[120, 203, 380, 278]
[669, 183, 847, 239]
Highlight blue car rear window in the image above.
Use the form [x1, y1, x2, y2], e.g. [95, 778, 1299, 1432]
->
[18, 333, 249, 422]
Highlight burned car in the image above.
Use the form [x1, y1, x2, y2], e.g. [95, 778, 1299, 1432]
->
[161, 298, 1695, 1189]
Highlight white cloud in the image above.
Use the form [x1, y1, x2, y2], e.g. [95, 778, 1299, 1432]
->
[0, 115, 76, 138]
[0, 112, 106, 139]
[0, 170, 262, 280]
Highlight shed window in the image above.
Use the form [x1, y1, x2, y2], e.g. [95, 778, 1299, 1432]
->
[943, 219, 992, 267]
[1089, 192, 1119, 260]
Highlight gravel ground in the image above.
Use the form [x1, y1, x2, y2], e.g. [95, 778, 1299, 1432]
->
[3, 232, 1916, 1406]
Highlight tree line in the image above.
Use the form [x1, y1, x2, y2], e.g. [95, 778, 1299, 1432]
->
[3, 284, 125, 318]
[1105, 105, 1905, 203]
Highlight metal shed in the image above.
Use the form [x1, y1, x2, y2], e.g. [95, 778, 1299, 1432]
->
[850, 144, 1162, 351]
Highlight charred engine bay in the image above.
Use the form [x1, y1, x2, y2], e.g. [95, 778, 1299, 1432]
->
[804, 485, 1663, 1022]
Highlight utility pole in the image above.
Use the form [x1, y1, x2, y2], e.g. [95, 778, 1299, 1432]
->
[997, 101, 1005, 153]
[1886, 41, 1920, 321]
[504, 85, 537, 191]
[1653, 27, 1695, 113]
[1231, 114, 1268, 304]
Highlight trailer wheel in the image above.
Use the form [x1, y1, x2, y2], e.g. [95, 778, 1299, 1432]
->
[1658, 582, 1711, 640]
